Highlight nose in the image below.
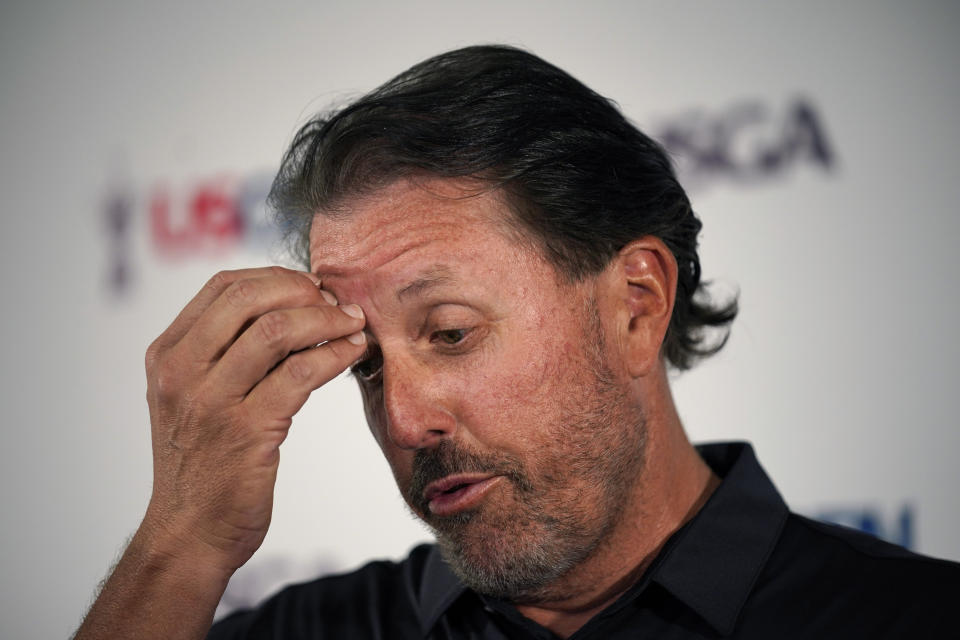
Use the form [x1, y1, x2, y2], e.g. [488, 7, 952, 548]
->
[380, 354, 456, 450]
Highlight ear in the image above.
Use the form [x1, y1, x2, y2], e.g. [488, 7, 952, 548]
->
[610, 237, 677, 378]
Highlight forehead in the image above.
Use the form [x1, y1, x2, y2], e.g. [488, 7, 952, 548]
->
[309, 178, 538, 294]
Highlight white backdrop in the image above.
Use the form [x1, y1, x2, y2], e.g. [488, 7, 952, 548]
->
[2, 2, 958, 638]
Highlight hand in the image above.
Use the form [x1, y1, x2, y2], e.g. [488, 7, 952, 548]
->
[140, 266, 367, 573]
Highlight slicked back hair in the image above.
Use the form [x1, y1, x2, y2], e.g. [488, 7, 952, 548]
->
[269, 45, 737, 370]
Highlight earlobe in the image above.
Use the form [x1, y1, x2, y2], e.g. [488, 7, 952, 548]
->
[616, 237, 677, 378]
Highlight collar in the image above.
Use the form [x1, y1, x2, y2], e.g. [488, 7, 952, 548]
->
[416, 441, 789, 637]
[418, 542, 468, 635]
[649, 442, 789, 634]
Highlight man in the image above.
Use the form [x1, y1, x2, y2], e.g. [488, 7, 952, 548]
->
[77, 46, 957, 640]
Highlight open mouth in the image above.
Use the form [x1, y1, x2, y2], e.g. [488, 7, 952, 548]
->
[423, 474, 502, 516]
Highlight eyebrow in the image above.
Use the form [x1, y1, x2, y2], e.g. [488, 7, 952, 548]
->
[396, 266, 456, 302]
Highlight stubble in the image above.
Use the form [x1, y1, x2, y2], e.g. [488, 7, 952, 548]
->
[406, 310, 647, 602]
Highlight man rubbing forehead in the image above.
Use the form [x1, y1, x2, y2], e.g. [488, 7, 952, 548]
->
[75, 45, 960, 640]
[309, 176, 658, 613]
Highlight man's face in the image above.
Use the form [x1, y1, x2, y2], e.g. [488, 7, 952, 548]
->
[310, 178, 646, 600]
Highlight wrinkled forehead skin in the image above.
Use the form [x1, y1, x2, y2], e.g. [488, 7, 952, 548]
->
[307, 177, 559, 310]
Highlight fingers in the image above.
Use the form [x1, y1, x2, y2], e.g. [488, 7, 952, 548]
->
[140, 267, 362, 574]
[149, 267, 322, 365]
[209, 303, 366, 399]
[175, 269, 331, 365]
[243, 333, 368, 421]
[147, 266, 363, 427]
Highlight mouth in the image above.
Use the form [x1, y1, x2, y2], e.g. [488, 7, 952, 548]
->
[423, 473, 503, 517]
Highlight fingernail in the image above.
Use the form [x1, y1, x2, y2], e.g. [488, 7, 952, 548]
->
[346, 331, 366, 345]
[320, 289, 338, 305]
[342, 304, 364, 319]
[303, 272, 322, 287]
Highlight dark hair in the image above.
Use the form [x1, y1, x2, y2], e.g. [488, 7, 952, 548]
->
[269, 45, 736, 370]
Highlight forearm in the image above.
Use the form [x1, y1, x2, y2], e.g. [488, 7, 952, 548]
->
[74, 524, 232, 640]
[75, 268, 364, 639]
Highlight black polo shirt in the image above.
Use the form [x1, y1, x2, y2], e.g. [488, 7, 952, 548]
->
[208, 442, 959, 638]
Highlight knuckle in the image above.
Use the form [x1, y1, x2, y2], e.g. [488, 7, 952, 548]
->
[145, 338, 164, 372]
[253, 312, 289, 349]
[207, 270, 234, 293]
[224, 278, 259, 309]
[283, 353, 314, 383]
[268, 265, 288, 278]
[152, 356, 183, 401]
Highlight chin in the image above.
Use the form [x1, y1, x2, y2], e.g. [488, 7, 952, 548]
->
[432, 510, 598, 601]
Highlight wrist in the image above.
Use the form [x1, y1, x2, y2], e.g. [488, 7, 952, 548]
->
[133, 512, 237, 590]
[74, 517, 235, 640]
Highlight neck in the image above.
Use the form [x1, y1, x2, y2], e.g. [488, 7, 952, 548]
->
[514, 369, 718, 638]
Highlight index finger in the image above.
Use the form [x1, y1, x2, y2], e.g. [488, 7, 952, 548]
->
[151, 267, 322, 357]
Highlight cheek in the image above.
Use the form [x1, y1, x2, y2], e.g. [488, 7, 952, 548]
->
[454, 331, 574, 449]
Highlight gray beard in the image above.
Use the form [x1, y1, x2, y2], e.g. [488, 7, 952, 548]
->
[408, 371, 646, 601]
[431, 485, 621, 602]
[408, 441, 585, 600]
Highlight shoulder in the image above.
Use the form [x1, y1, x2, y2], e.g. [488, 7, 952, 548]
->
[744, 513, 960, 636]
[773, 513, 960, 585]
[206, 544, 435, 640]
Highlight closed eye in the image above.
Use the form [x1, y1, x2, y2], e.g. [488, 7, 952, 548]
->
[431, 328, 468, 346]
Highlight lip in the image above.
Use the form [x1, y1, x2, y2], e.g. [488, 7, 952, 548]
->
[423, 473, 503, 516]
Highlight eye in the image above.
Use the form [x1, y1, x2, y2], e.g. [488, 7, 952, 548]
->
[350, 345, 383, 382]
[431, 328, 468, 346]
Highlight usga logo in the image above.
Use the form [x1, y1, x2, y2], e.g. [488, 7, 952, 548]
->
[102, 170, 280, 295]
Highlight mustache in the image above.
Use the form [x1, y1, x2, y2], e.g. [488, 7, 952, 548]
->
[407, 441, 530, 516]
